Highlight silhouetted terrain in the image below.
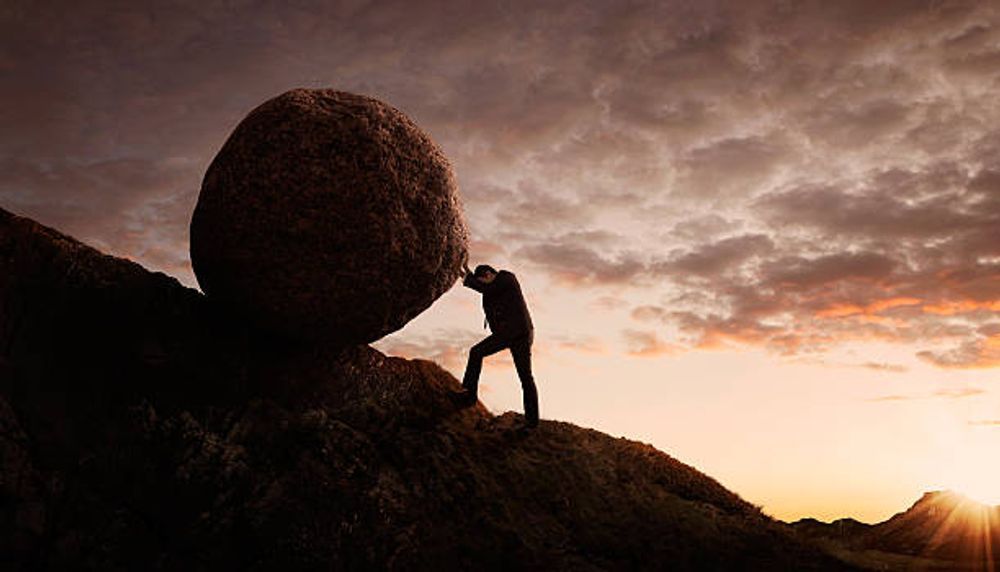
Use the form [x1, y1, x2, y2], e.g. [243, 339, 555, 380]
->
[0, 206, 857, 570]
[790, 491, 1000, 570]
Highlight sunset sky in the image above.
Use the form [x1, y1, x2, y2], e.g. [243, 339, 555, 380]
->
[2, 0, 999, 522]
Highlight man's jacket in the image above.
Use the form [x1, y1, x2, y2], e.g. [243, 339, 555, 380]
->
[463, 270, 534, 339]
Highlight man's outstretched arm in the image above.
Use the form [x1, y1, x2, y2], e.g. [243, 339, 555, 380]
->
[461, 256, 486, 292]
[466, 270, 514, 296]
[463, 271, 486, 292]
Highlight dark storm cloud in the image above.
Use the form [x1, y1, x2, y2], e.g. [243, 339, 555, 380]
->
[0, 0, 622, 286]
[515, 240, 646, 286]
[761, 251, 897, 290]
[3, 0, 999, 368]
[0, 155, 199, 277]
[631, 228, 998, 362]
[495, 184, 595, 233]
[655, 234, 774, 278]
[757, 166, 997, 244]
[675, 135, 789, 197]
[698, 160, 1000, 366]
[0, 0, 332, 284]
[515, 232, 775, 287]
[615, 0, 1000, 368]
[802, 99, 914, 150]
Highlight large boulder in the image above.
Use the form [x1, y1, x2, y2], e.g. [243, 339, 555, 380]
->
[190, 88, 468, 344]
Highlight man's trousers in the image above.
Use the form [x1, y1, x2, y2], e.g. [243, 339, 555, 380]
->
[462, 331, 538, 425]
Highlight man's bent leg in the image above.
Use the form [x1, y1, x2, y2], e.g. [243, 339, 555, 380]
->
[510, 335, 539, 427]
[462, 334, 509, 397]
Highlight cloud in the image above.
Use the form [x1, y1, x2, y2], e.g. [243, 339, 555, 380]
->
[631, 305, 669, 322]
[592, 296, 628, 310]
[468, 238, 508, 262]
[4, 0, 1000, 369]
[866, 386, 986, 402]
[756, 170, 981, 241]
[656, 234, 775, 278]
[374, 328, 484, 374]
[0, 156, 200, 283]
[495, 184, 596, 234]
[762, 251, 898, 290]
[675, 135, 790, 197]
[858, 362, 909, 373]
[515, 240, 647, 287]
[668, 215, 745, 242]
[866, 395, 912, 403]
[968, 420, 1000, 427]
[622, 329, 679, 358]
[630, 157, 1000, 365]
[933, 387, 987, 399]
[803, 99, 914, 149]
[551, 334, 608, 354]
[917, 332, 1000, 370]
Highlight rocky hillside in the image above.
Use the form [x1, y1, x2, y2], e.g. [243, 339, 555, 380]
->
[790, 491, 1000, 570]
[1, 207, 855, 570]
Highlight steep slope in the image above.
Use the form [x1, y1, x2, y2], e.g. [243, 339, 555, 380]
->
[0, 207, 855, 570]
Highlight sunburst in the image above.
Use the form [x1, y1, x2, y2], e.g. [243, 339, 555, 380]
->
[918, 492, 998, 570]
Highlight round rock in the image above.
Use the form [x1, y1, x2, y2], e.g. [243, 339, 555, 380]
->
[190, 88, 468, 345]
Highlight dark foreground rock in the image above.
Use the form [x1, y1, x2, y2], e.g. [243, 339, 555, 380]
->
[1, 208, 854, 570]
[190, 88, 468, 345]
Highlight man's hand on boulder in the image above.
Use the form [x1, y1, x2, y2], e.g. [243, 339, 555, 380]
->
[461, 253, 472, 276]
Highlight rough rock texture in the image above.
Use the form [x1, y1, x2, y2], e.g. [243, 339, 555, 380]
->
[1, 208, 855, 571]
[190, 88, 468, 344]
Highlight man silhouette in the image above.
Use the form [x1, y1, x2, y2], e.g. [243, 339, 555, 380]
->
[456, 260, 539, 428]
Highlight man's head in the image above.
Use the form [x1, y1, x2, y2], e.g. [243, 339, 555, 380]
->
[474, 264, 498, 283]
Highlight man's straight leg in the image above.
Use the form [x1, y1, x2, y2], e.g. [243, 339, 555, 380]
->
[462, 334, 509, 397]
[510, 334, 539, 427]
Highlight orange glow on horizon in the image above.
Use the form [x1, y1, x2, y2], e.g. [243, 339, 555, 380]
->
[815, 297, 922, 318]
[922, 300, 1000, 315]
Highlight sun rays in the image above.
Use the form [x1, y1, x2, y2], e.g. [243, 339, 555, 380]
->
[917, 492, 998, 570]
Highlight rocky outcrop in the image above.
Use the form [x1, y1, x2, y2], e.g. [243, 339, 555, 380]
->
[190, 88, 468, 345]
[0, 208, 854, 570]
[789, 491, 1000, 569]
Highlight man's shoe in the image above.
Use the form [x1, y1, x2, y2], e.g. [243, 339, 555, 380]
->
[509, 419, 538, 437]
[450, 389, 477, 408]
[517, 416, 539, 431]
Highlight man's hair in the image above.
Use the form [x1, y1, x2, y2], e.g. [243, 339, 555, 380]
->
[474, 264, 498, 278]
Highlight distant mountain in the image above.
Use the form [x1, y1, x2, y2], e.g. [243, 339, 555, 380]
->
[790, 490, 1000, 570]
[790, 517, 872, 546]
[870, 491, 1000, 560]
[0, 206, 857, 570]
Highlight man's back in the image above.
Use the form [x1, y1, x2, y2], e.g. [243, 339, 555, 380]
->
[465, 269, 533, 338]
